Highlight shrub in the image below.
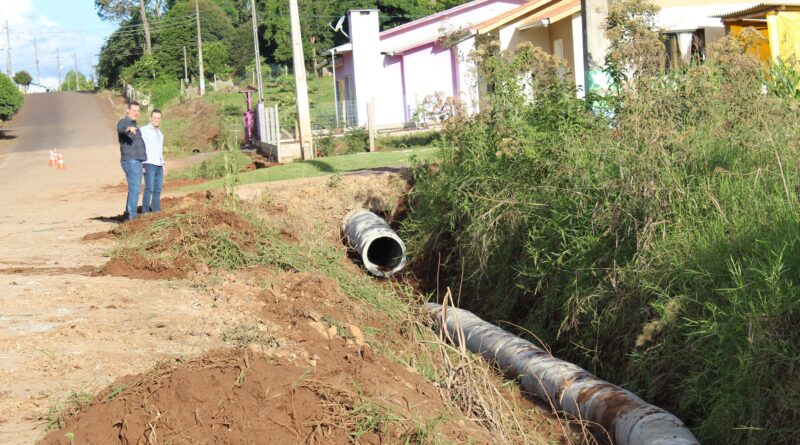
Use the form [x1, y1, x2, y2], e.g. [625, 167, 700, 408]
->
[0, 73, 23, 120]
[402, 9, 800, 445]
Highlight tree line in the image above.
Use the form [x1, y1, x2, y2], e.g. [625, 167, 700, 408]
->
[96, 0, 469, 89]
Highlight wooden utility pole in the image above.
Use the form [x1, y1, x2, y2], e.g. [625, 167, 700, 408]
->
[4, 21, 11, 77]
[195, 0, 205, 96]
[56, 49, 61, 91]
[288, 0, 313, 159]
[250, 0, 264, 103]
[183, 45, 188, 83]
[34, 37, 41, 85]
[73, 53, 78, 91]
[140, 0, 152, 55]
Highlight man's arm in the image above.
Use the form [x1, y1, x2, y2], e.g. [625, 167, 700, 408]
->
[117, 118, 137, 135]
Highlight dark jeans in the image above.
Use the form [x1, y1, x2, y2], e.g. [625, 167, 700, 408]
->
[142, 164, 164, 213]
[120, 159, 142, 220]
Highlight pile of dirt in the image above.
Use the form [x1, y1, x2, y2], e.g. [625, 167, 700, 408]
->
[39, 271, 490, 445]
[95, 194, 273, 280]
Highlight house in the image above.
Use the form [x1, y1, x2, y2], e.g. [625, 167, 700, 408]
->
[716, 1, 800, 63]
[325, 0, 532, 129]
[325, 0, 786, 129]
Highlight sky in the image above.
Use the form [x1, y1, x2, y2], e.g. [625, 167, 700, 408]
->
[0, 0, 116, 89]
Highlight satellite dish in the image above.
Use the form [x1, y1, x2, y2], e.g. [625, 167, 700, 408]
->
[329, 15, 349, 39]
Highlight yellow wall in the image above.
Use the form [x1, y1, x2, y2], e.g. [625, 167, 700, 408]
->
[508, 26, 550, 53]
[775, 12, 800, 61]
[728, 23, 771, 62]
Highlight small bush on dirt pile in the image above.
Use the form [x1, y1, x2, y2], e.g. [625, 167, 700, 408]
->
[401, 0, 800, 443]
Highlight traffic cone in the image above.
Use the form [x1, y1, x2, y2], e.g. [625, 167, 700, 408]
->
[57, 154, 65, 171]
[48, 149, 55, 167]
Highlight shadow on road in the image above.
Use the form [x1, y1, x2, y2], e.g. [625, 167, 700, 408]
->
[90, 215, 125, 224]
[0, 130, 17, 140]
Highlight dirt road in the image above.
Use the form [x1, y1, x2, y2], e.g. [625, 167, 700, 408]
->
[0, 92, 262, 444]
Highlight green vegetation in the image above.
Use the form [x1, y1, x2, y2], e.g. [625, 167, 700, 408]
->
[401, 2, 800, 444]
[0, 73, 23, 121]
[13, 70, 32, 91]
[171, 149, 252, 180]
[183, 147, 436, 190]
[40, 390, 93, 431]
[60, 70, 97, 91]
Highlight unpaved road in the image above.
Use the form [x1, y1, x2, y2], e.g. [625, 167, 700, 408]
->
[0, 92, 263, 444]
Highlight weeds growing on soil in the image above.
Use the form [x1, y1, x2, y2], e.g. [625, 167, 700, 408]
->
[401, 2, 800, 443]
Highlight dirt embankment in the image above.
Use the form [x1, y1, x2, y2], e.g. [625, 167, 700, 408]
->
[39, 174, 578, 445]
[40, 270, 483, 444]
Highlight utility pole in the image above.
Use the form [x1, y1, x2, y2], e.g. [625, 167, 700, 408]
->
[288, 0, 313, 159]
[34, 37, 41, 85]
[250, 0, 264, 102]
[56, 49, 62, 91]
[183, 45, 188, 84]
[195, 0, 205, 96]
[73, 53, 78, 91]
[5, 20, 11, 77]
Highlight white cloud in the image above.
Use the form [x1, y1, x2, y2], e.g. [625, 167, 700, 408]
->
[0, 0, 110, 86]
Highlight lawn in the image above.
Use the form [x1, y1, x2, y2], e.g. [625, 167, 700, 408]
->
[182, 147, 438, 191]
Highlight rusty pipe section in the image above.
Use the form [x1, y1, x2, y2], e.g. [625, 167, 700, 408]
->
[342, 209, 407, 278]
[425, 303, 699, 445]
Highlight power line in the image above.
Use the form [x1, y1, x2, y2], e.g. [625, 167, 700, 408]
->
[9, 13, 198, 35]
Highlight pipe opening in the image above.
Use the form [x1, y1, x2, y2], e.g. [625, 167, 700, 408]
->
[366, 236, 404, 270]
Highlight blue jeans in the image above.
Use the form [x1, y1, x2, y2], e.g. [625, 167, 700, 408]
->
[121, 159, 143, 220]
[142, 164, 164, 213]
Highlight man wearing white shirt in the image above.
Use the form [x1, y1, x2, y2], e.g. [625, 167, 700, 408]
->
[140, 109, 166, 213]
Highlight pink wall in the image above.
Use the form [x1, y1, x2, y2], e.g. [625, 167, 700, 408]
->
[375, 55, 407, 126]
[400, 43, 456, 123]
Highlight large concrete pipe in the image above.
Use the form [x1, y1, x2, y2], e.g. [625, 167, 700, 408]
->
[342, 209, 407, 278]
[425, 303, 699, 445]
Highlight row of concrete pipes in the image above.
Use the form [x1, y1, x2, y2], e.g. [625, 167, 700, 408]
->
[341, 209, 699, 445]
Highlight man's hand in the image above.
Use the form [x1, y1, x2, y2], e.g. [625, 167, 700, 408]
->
[127, 126, 137, 134]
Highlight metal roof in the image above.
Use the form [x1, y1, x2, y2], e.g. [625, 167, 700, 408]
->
[715, 1, 800, 19]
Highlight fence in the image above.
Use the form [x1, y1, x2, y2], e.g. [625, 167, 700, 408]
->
[123, 84, 151, 109]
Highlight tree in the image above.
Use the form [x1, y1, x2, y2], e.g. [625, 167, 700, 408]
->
[154, 0, 234, 79]
[60, 71, 97, 91]
[97, 17, 147, 88]
[0, 73, 23, 120]
[13, 71, 33, 92]
[95, 0, 164, 55]
[204, 41, 232, 77]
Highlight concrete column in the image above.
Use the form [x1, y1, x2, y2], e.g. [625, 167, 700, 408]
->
[581, 0, 611, 93]
[571, 12, 586, 98]
[348, 10, 381, 126]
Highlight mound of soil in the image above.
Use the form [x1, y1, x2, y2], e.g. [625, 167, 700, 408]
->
[95, 195, 267, 280]
[40, 272, 489, 445]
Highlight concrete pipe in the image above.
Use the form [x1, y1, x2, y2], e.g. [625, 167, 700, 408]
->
[425, 303, 699, 445]
[342, 209, 407, 278]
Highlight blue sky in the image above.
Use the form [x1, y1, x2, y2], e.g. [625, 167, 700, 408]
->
[0, 0, 115, 88]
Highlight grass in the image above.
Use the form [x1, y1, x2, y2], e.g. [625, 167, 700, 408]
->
[40, 390, 93, 432]
[402, 17, 800, 445]
[181, 147, 438, 191]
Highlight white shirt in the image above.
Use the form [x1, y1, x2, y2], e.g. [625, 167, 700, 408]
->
[140, 123, 164, 166]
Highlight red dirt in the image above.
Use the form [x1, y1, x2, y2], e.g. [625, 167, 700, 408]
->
[39, 270, 490, 445]
[94, 195, 264, 280]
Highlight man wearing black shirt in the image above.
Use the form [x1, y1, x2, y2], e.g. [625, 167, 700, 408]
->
[117, 101, 147, 220]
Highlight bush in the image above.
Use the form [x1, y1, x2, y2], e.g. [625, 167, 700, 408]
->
[402, 15, 800, 445]
[172, 150, 251, 180]
[0, 73, 23, 120]
[344, 127, 368, 153]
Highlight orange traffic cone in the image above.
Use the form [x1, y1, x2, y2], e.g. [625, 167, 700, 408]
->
[57, 154, 65, 171]
[48, 149, 55, 167]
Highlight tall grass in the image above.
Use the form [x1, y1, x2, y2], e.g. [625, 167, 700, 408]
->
[401, 16, 800, 445]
